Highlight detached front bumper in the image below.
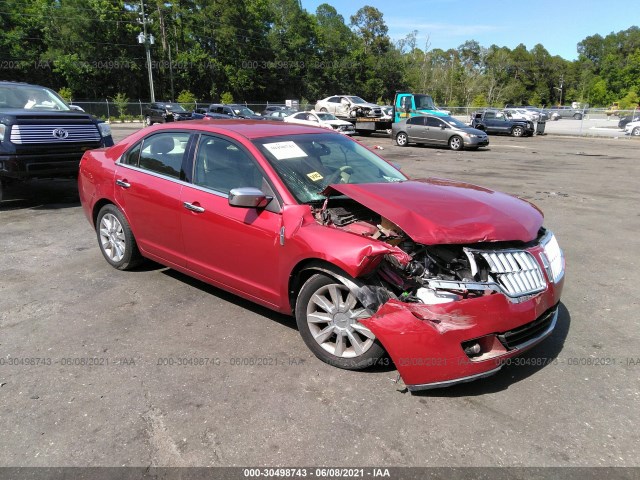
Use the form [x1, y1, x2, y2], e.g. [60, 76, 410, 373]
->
[360, 276, 564, 391]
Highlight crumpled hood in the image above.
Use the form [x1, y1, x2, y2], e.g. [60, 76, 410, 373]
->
[325, 178, 543, 244]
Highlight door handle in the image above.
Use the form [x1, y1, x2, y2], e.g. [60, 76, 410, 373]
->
[115, 179, 130, 188]
[183, 202, 205, 213]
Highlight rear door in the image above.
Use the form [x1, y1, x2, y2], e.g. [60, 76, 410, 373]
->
[114, 131, 192, 266]
[179, 134, 283, 305]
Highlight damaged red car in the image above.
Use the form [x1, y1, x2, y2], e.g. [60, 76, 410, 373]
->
[78, 120, 565, 391]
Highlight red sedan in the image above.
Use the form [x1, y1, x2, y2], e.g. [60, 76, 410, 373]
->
[78, 120, 565, 391]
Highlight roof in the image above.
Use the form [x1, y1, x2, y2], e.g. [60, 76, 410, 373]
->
[153, 119, 330, 139]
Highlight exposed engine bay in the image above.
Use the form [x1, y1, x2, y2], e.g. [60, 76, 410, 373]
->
[314, 198, 548, 313]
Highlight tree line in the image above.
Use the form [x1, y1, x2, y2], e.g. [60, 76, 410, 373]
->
[0, 0, 638, 108]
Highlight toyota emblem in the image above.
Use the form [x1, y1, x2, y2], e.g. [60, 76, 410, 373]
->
[52, 128, 69, 139]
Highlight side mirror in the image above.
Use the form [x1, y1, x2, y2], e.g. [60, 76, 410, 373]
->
[440, 124, 447, 130]
[69, 104, 84, 112]
[228, 187, 272, 209]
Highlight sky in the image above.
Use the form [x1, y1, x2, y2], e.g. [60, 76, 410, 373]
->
[300, 0, 638, 60]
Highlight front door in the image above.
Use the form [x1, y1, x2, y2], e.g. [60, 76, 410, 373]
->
[179, 134, 283, 306]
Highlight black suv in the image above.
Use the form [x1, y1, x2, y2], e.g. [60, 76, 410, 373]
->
[0, 81, 113, 200]
[207, 104, 265, 120]
[143, 102, 192, 126]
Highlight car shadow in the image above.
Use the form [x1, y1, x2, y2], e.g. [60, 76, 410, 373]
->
[409, 302, 571, 397]
[0, 179, 79, 210]
[160, 268, 297, 331]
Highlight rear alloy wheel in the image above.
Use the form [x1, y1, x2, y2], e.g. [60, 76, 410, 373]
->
[295, 274, 384, 370]
[396, 132, 409, 146]
[632, 127, 640, 136]
[320, 108, 328, 112]
[448, 135, 463, 151]
[96, 204, 143, 270]
[144, 116, 153, 127]
[511, 126, 524, 137]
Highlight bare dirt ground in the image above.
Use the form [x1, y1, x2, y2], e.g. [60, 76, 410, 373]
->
[1, 127, 638, 468]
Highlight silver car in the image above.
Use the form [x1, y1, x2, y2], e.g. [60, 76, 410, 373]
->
[392, 114, 489, 151]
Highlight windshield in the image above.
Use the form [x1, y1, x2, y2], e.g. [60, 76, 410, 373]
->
[234, 107, 256, 116]
[253, 133, 407, 204]
[442, 116, 471, 129]
[0, 85, 70, 111]
[163, 103, 186, 112]
[316, 112, 338, 121]
[346, 96, 367, 104]
[414, 95, 436, 110]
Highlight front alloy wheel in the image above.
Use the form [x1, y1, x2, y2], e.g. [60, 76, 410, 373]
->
[449, 135, 463, 151]
[632, 127, 640, 136]
[295, 274, 384, 370]
[96, 204, 143, 270]
[511, 126, 524, 137]
[396, 132, 409, 146]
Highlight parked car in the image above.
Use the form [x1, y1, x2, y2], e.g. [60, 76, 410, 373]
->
[623, 120, 640, 136]
[504, 107, 538, 122]
[262, 105, 297, 116]
[392, 114, 489, 150]
[0, 81, 113, 201]
[471, 109, 535, 136]
[315, 95, 383, 118]
[284, 110, 356, 135]
[547, 106, 584, 120]
[618, 113, 640, 129]
[263, 110, 295, 121]
[207, 104, 265, 120]
[143, 102, 192, 126]
[78, 120, 564, 391]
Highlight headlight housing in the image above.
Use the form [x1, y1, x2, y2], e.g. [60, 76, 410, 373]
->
[98, 122, 112, 138]
[0, 123, 6, 142]
[541, 231, 565, 283]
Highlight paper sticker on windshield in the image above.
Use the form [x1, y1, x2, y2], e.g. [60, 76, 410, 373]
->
[307, 172, 323, 181]
[263, 141, 307, 160]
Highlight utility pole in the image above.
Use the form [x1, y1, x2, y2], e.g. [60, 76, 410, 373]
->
[554, 75, 564, 106]
[137, 0, 155, 103]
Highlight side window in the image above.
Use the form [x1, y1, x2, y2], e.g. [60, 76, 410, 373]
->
[193, 135, 266, 194]
[328, 97, 340, 103]
[407, 116, 425, 126]
[138, 132, 190, 178]
[121, 142, 142, 166]
[426, 117, 443, 127]
[308, 114, 318, 122]
[485, 111, 495, 119]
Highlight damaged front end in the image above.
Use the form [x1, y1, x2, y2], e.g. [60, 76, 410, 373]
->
[314, 194, 565, 390]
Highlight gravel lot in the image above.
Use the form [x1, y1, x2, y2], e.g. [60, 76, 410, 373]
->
[1, 126, 639, 468]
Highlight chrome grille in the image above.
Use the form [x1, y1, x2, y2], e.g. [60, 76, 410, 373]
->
[478, 250, 546, 297]
[10, 124, 101, 144]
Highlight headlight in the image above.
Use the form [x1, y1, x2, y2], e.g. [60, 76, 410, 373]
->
[0, 123, 6, 142]
[98, 122, 112, 138]
[541, 231, 565, 283]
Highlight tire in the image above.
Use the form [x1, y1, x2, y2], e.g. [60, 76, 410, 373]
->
[448, 135, 463, 151]
[144, 116, 153, 127]
[573, 113, 582, 120]
[633, 127, 640, 136]
[295, 273, 385, 370]
[396, 132, 409, 146]
[511, 126, 524, 137]
[320, 108, 328, 113]
[96, 204, 143, 270]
